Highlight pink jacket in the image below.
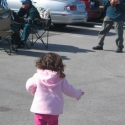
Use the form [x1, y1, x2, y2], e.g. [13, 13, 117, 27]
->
[26, 69, 83, 115]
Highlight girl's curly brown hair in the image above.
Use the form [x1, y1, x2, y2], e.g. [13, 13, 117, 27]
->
[36, 53, 66, 78]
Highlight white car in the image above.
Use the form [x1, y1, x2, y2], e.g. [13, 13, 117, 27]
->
[8, 0, 88, 28]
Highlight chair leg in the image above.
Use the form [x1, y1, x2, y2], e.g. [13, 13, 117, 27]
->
[7, 37, 13, 55]
[31, 34, 34, 45]
[8, 45, 12, 55]
[40, 29, 49, 48]
[0, 35, 18, 55]
[40, 37, 48, 48]
[36, 29, 49, 48]
[27, 28, 49, 49]
[0, 36, 11, 55]
[46, 30, 49, 48]
[25, 41, 31, 49]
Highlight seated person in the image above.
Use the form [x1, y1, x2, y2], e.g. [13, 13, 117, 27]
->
[11, 0, 41, 48]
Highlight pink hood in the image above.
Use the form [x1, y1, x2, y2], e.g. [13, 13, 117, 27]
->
[36, 69, 64, 88]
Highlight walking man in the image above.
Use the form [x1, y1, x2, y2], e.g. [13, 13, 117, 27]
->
[93, 0, 125, 53]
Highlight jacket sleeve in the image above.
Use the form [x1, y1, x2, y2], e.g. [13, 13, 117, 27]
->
[26, 74, 37, 95]
[61, 79, 83, 100]
[28, 7, 40, 20]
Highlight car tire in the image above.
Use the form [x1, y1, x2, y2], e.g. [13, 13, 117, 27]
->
[53, 24, 67, 28]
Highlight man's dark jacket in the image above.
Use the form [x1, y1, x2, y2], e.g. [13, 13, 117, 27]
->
[103, 0, 125, 21]
[13, 4, 41, 23]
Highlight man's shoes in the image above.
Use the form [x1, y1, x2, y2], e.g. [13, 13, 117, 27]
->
[17, 41, 25, 48]
[116, 47, 123, 53]
[92, 46, 103, 50]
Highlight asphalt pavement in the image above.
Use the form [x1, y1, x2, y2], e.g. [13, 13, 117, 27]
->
[0, 22, 125, 125]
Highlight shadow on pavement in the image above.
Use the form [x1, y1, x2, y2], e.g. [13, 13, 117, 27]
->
[16, 49, 70, 60]
[16, 49, 45, 57]
[103, 49, 125, 53]
[47, 43, 95, 53]
[7, 41, 96, 57]
[19, 43, 95, 53]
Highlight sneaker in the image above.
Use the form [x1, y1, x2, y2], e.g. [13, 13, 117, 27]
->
[116, 48, 123, 53]
[92, 46, 103, 50]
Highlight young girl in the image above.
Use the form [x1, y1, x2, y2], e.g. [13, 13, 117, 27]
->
[26, 52, 84, 125]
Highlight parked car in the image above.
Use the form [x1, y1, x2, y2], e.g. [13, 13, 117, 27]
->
[80, 0, 101, 20]
[8, 0, 88, 28]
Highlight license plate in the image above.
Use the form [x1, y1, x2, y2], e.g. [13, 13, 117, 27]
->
[77, 5, 84, 12]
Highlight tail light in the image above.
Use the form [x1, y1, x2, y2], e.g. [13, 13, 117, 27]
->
[64, 5, 77, 11]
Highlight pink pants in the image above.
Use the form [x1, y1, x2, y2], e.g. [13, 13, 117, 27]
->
[34, 113, 59, 125]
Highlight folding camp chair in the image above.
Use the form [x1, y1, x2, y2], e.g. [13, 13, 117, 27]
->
[29, 18, 50, 49]
[11, 18, 50, 49]
[0, 8, 17, 55]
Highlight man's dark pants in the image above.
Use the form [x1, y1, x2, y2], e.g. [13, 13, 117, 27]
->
[98, 16, 124, 49]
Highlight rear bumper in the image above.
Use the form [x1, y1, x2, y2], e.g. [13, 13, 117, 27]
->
[51, 13, 88, 24]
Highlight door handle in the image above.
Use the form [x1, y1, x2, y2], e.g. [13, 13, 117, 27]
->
[33, 2, 37, 3]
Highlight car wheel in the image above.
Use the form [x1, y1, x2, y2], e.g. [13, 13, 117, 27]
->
[53, 24, 67, 28]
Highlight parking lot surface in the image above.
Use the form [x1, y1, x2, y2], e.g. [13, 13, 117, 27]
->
[0, 23, 125, 125]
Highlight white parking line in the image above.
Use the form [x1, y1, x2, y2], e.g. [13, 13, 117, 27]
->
[94, 25, 102, 28]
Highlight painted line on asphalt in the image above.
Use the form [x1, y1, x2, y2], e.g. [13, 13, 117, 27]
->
[94, 24, 125, 28]
[94, 25, 102, 28]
